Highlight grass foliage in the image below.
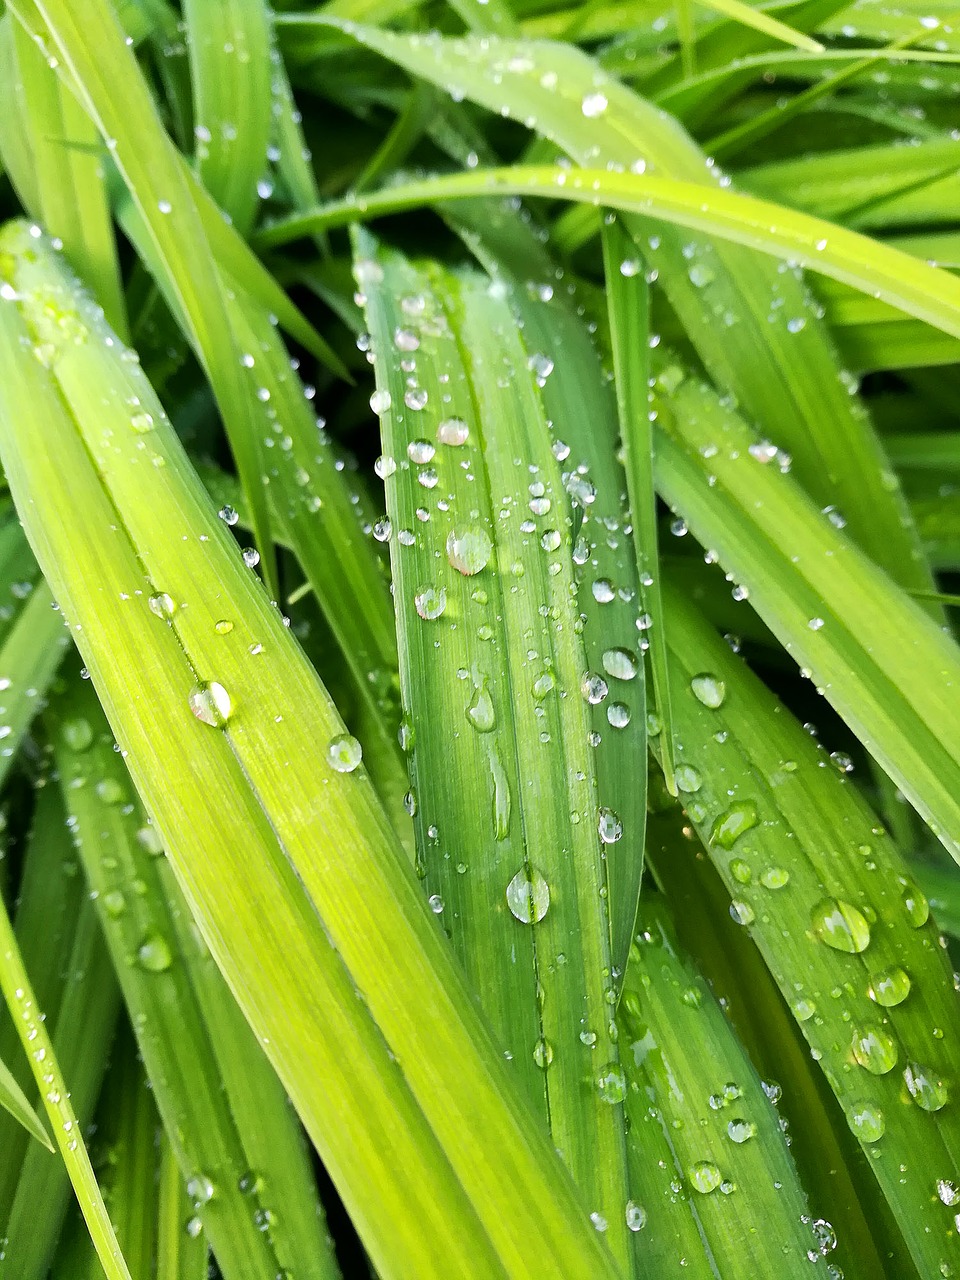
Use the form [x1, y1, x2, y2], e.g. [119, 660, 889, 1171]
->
[0, 0, 958, 1276]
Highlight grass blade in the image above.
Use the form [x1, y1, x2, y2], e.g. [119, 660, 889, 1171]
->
[0, 1053, 53, 1153]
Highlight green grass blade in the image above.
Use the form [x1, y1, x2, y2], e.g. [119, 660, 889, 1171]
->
[652, 361, 960, 866]
[600, 216, 674, 792]
[443, 196, 648, 984]
[8, 0, 278, 596]
[0, 1053, 53, 1153]
[696, 0, 824, 51]
[157, 1131, 209, 1280]
[0, 876, 129, 1280]
[619, 900, 821, 1274]
[656, 581, 960, 1276]
[181, 0, 272, 233]
[356, 228, 634, 1269]
[51, 666, 341, 1280]
[0, 220, 623, 1280]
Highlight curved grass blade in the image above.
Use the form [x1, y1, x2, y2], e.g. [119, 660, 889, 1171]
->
[275, 24, 937, 604]
[695, 0, 824, 50]
[651, 361, 960, 866]
[0, 222, 622, 1280]
[657, 581, 960, 1276]
[0, 785, 121, 1280]
[182, 0, 272, 233]
[443, 197, 648, 981]
[50, 668, 340, 1280]
[0, 1054, 52, 1153]
[355, 229, 634, 1270]
[619, 900, 822, 1276]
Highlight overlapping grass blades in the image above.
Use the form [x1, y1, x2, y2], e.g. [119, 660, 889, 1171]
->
[0, 221, 622, 1280]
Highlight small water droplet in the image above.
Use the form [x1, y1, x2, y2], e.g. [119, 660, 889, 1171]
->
[437, 417, 469, 446]
[592, 578, 615, 604]
[189, 682, 232, 727]
[598, 1064, 626, 1103]
[726, 1118, 756, 1144]
[900, 878, 930, 927]
[187, 1175, 215, 1204]
[847, 1100, 885, 1142]
[130, 411, 154, 433]
[407, 439, 435, 464]
[598, 807, 623, 844]
[533, 1038, 554, 1069]
[811, 898, 871, 953]
[370, 388, 392, 414]
[711, 801, 758, 849]
[428, 894, 444, 914]
[242, 547, 260, 568]
[851, 1024, 898, 1075]
[581, 672, 609, 704]
[601, 647, 638, 681]
[148, 592, 177, 620]
[938, 1179, 960, 1207]
[691, 673, 726, 708]
[625, 1201, 647, 1231]
[405, 387, 428, 411]
[506, 867, 550, 923]
[137, 933, 173, 972]
[327, 733, 362, 773]
[214, 619, 234, 635]
[447, 527, 493, 576]
[581, 91, 608, 117]
[675, 764, 702, 793]
[62, 718, 93, 752]
[607, 702, 631, 728]
[466, 679, 496, 733]
[867, 966, 911, 1007]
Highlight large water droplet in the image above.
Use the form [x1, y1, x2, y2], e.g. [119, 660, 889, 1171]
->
[466, 679, 496, 733]
[625, 1201, 647, 1232]
[726, 1119, 756, 1144]
[597, 1065, 626, 1104]
[900, 878, 930, 927]
[506, 867, 550, 923]
[437, 417, 470, 446]
[688, 1162, 722, 1194]
[711, 801, 758, 849]
[189, 682, 232, 727]
[533, 1038, 554, 1069]
[598, 807, 623, 844]
[447, 527, 492, 576]
[327, 733, 362, 773]
[675, 764, 702, 793]
[414, 586, 447, 620]
[867, 966, 911, 1007]
[369, 388, 392, 414]
[137, 933, 173, 972]
[851, 1023, 898, 1075]
[847, 1100, 885, 1143]
[148, 592, 177, 620]
[187, 1174, 215, 1204]
[581, 672, 608, 704]
[601, 647, 638, 681]
[691, 673, 726, 708]
[904, 1062, 949, 1111]
[810, 898, 871, 953]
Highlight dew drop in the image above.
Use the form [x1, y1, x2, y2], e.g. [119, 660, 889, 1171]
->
[592, 578, 616, 604]
[581, 672, 609, 704]
[137, 933, 173, 972]
[447, 527, 493, 576]
[601, 647, 638, 681]
[437, 417, 470, 446]
[607, 702, 631, 729]
[407, 439, 435, 464]
[189, 681, 232, 728]
[506, 867, 550, 923]
[598, 807, 623, 844]
[711, 801, 758, 849]
[900, 878, 930, 927]
[327, 733, 362, 773]
[62, 718, 93, 752]
[369, 388, 392, 414]
[533, 1038, 554, 1069]
[466, 680, 496, 733]
[148, 592, 177, 620]
[414, 586, 447, 620]
[867, 966, 911, 1007]
[675, 764, 702, 793]
[810, 898, 871, 953]
[625, 1201, 647, 1232]
[597, 1064, 626, 1103]
[405, 387, 429, 411]
[581, 91, 608, 117]
[187, 1175, 215, 1204]
[688, 1162, 722, 1194]
[847, 1100, 885, 1142]
[727, 1118, 756, 1144]
[904, 1062, 949, 1111]
[851, 1023, 898, 1075]
[691, 673, 726, 708]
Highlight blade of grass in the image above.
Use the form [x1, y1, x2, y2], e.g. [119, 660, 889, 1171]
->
[0, 220, 623, 1280]
[0, 1053, 53, 1153]
[696, 0, 824, 51]
[356, 229, 634, 1269]
[182, 0, 272, 233]
[51, 665, 341, 1280]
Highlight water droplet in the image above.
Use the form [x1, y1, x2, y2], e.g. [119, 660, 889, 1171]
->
[598, 1064, 626, 1103]
[466, 680, 496, 733]
[900, 878, 930, 927]
[533, 1038, 553, 1069]
[580, 672, 608, 704]
[625, 1201, 647, 1231]
[867, 966, 911, 1007]
[370, 388, 392, 414]
[592, 578, 615, 603]
[130, 411, 154, 433]
[327, 733, 362, 773]
[428, 894, 444, 914]
[607, 702, 630, 728]
[242, 547, 260, 569]
[405, 387, 428, 411]
[447, 527, 492, 576]
[598, 807, 623, 844]
[690, 673, 726, 708]
[760, 866, 789, 889]
[904, 1062, 949, 1111]
[688, 1161, 722, 1194]
[851, 1024, 898, 1075]
[407, 439, 435, 464]
[688, 263, 715, 289]
[189, 682, 232, 727]
[137, 933, 173, 972]
[811, 898, 871, 953]
[187, 1175, 215, 1204]
[214, 619, 234, 635]
[102, 890, 126, 918]
[730, 899, 755, 926]
[726, 1118, 756, 1144]
[148, 592, 177, 620]
[374, 454, 397, 479]
[847, 1100, 885, 1142]
[730, 858, 752, 884]
[394, 327, 419, 352]
[506, 867, 550, 923]
[437, 417, 469, 446]
[711, 801, 758, 849]
[938, 1179, 960, 1207]
[792, 997, 816, 1021]
[96, 778, 124, 806]
[675, 764, 702, 793]
[581, 91, 608, 117]
[62, 718, 93, 752]
[601, 648, 638, 681]
[414, 586, 447, 620]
